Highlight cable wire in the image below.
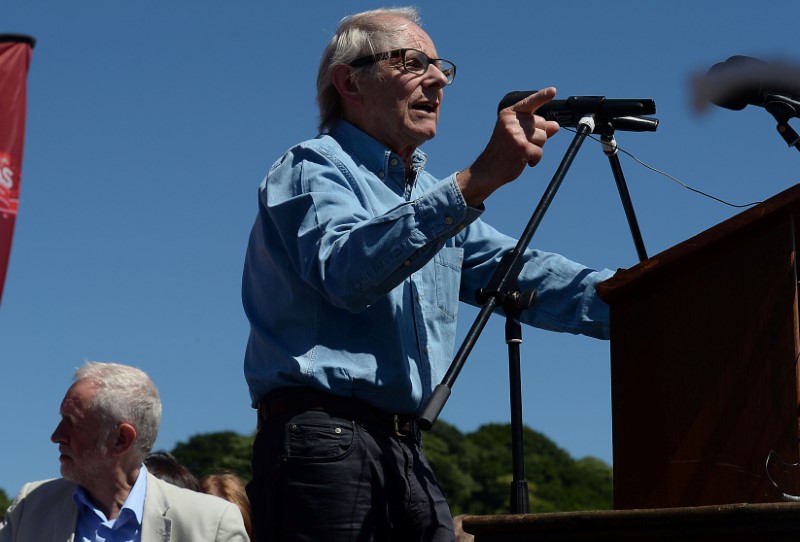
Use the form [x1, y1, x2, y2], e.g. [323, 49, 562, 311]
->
[563, 126, 764, 209]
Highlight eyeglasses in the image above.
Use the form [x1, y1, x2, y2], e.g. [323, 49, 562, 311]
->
[349, 48, 456, 85]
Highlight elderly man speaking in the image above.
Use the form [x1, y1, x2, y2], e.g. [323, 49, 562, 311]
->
[242, 6, 614, 541]
[0, 362, 249, 542]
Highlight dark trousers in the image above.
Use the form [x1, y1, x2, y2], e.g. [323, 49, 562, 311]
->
[246, 390, 455, 541]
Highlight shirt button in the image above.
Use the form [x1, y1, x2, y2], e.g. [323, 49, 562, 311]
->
[378, 171, 385, 178]
[445, 216, 454, 225]
[389, 158, 399, 166]
[404, 260, 412, 267]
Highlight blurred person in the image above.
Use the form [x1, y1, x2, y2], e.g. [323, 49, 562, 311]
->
[242, 6, 613, 541]
[0, 361, 249, 542]
[145, 451, 201, 492]
[201, 473, 253, 541]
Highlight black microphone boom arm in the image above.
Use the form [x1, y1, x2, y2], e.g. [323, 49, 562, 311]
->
[497, 92, 657, 130]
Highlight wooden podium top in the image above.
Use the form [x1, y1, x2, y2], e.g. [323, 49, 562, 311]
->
[598, 183, 800, 303]
[463, 502, 800, 541]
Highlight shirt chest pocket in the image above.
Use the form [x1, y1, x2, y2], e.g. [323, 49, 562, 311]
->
[433, 247, 463, 319]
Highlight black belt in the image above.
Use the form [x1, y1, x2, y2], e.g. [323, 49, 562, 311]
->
[257, 388, 419, 439]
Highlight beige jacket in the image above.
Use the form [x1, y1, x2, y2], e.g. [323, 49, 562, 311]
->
[0, 471, 249, 542]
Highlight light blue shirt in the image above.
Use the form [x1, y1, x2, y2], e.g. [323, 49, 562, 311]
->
[242, 120, 613, 414]
[72, 466, 147, 542]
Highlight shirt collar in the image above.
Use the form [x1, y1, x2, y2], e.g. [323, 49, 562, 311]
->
[72, 464, 148, 527]
[327, 120, 429, 180]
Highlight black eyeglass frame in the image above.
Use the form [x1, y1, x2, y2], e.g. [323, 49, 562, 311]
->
[349, 48, 456, 84]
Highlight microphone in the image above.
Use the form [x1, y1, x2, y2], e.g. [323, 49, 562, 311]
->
[497, 92, 657, 129]
[594, 116, 659, 134]
[693, 55, 800, 114]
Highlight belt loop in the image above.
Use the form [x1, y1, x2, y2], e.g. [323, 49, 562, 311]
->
[256, 402, 267, 431]
[393, 414, 417, 439]
[393, 414, 403, 438]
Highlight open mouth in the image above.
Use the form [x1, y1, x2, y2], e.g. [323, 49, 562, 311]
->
[412, 102, 437, 114]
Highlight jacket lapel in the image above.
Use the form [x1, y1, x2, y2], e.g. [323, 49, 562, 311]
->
[140, 472, 172, 542]
[50, 492, 77, 542]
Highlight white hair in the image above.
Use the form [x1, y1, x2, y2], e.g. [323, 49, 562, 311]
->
[75, 361, 162, 461]
[316, 7, 421, 133]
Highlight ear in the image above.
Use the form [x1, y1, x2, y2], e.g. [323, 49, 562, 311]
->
[331, 64, 363, 106]
[110, 423, 138, 456]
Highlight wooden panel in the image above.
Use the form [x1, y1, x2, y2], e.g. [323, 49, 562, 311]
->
[598, 185, 800, 509]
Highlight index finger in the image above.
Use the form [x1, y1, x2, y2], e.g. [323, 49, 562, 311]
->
[508, 87, 557, 114]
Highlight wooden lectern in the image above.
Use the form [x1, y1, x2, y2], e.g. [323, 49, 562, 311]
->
[462, 185, 800, 540]
[598, 183, 800, 510]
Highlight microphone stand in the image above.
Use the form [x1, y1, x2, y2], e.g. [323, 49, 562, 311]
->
[764, 95, 800, 153]
[419, 111, 652, 514]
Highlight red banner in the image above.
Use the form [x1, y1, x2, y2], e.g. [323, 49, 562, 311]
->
[0, 34, 34, 305]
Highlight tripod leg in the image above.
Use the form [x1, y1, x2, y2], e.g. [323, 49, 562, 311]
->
[602, 135, 649, 263]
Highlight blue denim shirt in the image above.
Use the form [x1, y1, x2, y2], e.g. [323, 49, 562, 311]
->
[242, 121, 613, 414]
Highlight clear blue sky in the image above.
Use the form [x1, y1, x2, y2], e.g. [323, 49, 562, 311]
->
[2, 0, 799, 497]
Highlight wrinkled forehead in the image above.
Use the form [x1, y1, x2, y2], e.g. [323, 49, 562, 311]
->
[60, 378, 98, 414]
[406, 27, 437, 57]
[381, 15, 438, 57]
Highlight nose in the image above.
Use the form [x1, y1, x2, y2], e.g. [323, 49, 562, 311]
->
[425, 64, 449, 88]
[51, 420, 66, 444]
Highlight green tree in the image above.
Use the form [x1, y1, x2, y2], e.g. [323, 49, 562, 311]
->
[424, 422, 612, 515]
[563, 456, 614, 511]
[422, 421, 480, 515]
[1, 487, 10, 522]
[456, 424, 517, 514]
[171, 431, 254, 479]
